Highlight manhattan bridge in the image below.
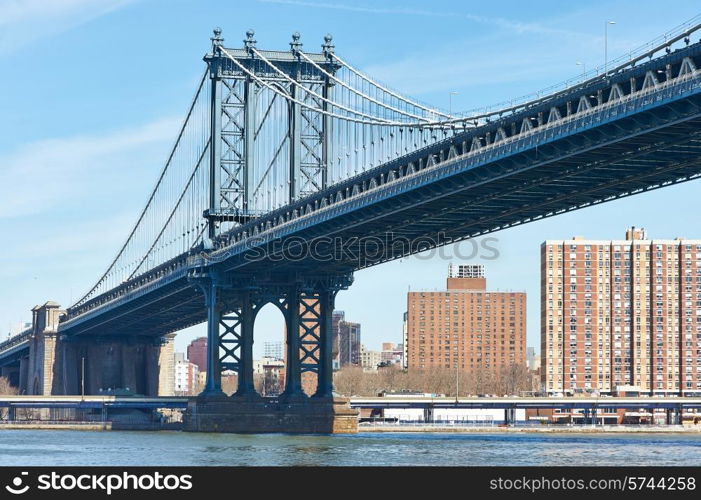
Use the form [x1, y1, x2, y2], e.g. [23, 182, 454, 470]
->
[2, 18, 701, 432]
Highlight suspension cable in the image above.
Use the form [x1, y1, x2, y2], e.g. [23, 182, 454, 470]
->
[74, 70, 209, 307]
[298, 50, 436, 122]
[220, 46, 437, 127]
[127, 141, 210, 280]
[331, 52, 452, 119]
[250, 47, 401, 124]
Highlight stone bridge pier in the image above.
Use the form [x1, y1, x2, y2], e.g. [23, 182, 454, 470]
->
[19, 302, 174, 396]
[51, 334, 175, 396]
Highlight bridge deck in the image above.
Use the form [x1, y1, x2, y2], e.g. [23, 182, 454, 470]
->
[57, 41, 701, 338]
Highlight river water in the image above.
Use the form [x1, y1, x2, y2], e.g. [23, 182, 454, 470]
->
[1, 430, 701, 466]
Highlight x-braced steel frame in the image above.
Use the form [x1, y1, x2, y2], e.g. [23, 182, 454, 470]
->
[191, 270, 352, 399]
[204, 30, 337, 239]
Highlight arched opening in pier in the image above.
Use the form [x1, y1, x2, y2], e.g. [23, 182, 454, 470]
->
[253, 302, 286, 397]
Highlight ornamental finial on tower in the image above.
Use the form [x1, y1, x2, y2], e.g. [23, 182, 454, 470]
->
[244, 29, 257, 51]
[211, 27, 224, 52]
[290, 32, 302, 54]
[322, 33, 334, 58]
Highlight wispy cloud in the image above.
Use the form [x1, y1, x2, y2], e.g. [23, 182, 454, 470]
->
[0, 213, 134, 278]
[0, 116, 179, 321]
[0, 0, 134, 54]
[360, 31, 599, 98]
[257, 0, 581, 36]
[0, 117, 179, 219]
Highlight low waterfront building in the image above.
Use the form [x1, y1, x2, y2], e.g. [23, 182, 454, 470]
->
[360, 346, 382, 371]
[174, 352, 198, 396]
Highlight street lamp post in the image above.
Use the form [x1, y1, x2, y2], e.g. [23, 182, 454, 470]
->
[604, 21, 616, 76]
[81, 356, 85, 399]
[455, 357, 459, 403]
[449, 91, 458, 116]
[576, 61, 586, 77]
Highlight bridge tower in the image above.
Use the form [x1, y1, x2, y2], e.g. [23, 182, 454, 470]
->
[203, 28, 338, 237]
[186, 29, 357, 433]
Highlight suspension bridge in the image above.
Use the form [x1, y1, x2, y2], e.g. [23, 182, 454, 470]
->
[2, 18, 701, 432]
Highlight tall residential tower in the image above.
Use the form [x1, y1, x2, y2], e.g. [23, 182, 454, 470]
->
[542, 227, 701, 395]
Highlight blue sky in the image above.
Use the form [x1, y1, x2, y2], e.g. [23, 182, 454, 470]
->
[1, 0, 700, 357]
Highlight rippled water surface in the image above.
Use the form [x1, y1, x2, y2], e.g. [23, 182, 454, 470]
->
[1, 431, 700, 466]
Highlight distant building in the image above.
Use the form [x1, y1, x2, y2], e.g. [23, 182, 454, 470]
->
[158, 335, 176, 396]
[381, 342, 404, 367]
[527, 346, 536, 370]
[360, 345, 382, 370]
[254, 357, 285, 396]
[332, 310, 345, 370]
[196, 371, 207, 393]
[263, 341, 284, 361]
[174, 352, 199, 395]
[187, 337, 207, 372]
[7, 322, 31, 339]
[338, 320, 361, 367]
[402, 312, 408, 369]
[542, 227, 701, 395]
[406, 264, 527, 371]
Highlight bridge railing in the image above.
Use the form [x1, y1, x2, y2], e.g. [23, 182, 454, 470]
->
[0, 329, 32, 356]
[452, 15, 701, 122]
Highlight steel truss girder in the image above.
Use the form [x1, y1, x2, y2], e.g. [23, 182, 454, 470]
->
[298, 292, 321, 372]
[228, 99, 701, 278]
[218, 308, 242, 372]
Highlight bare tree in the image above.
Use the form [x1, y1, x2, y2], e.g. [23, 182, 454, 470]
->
[0, 377, 18, 420]
[0, 377, 17, 396]
[328, 363, 536, 398]
[333, 366, 366, 397]
[497, 363, 532, 396]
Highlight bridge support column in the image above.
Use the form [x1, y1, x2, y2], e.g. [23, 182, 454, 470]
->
[313, 288, 335, 398]
[201, 279, 225, 398]
[504, 407, 514, 426]
[423, 406, 434, 424]
[282, 285, 304, 400]
[232, 291, 257, 398]
[18, 358, 28, 394]
[50, 335, 172, 396]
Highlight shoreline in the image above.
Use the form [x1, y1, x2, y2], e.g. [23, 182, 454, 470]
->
[2, 422, 701, 434]
[359, 424, 701, 433]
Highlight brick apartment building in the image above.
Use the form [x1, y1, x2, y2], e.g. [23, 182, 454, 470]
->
[542, 227, 701, 395]
[406, 265, 526, 371]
